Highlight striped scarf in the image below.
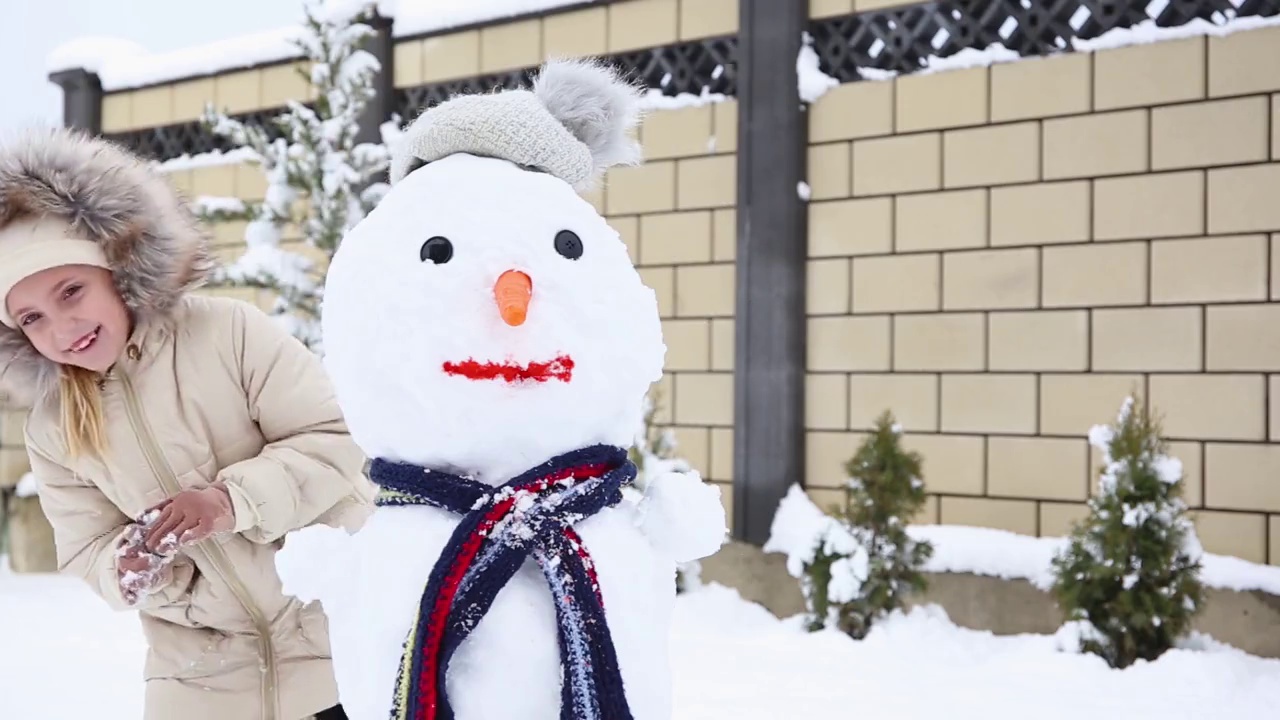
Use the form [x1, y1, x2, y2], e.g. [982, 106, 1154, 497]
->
[370, 445, 637, 720]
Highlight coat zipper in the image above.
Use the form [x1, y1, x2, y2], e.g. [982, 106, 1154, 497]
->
[117, 370, 279, 720]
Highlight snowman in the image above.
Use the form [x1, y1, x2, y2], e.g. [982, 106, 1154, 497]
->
[276, 58, 729, 720]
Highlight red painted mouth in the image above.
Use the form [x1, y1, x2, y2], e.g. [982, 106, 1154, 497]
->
[442, 355, 574, 384]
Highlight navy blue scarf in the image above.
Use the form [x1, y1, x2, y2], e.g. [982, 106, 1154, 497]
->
[370, 445, 637, 720]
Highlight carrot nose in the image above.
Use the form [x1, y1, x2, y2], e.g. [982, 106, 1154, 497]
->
[494, 270, 533, 326]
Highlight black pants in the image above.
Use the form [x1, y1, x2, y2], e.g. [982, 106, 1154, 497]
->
[314, 705, 348, 720]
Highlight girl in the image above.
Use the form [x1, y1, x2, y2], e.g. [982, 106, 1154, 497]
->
[0, 127, 375, 720]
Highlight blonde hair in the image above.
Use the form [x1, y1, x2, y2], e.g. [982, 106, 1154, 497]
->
[58, 365, 108, 459]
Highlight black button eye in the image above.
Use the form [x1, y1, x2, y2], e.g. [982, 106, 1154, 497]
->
[420, 236, 453, 264]
[554, 230, 583, 260]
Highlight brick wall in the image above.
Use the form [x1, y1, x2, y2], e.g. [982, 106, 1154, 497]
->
[802, 22, 1280, 565]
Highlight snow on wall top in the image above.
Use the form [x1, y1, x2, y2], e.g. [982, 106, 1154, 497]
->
[46, 0, 596, 92]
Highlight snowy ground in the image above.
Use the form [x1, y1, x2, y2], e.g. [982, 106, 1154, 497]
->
[3, 562, 1278, 720]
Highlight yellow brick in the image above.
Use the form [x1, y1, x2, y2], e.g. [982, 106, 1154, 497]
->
[1206, 304, 1280, 371]
[806, 374, 849, 430]
[1094, 171, 1205, 241]
[894, 189, 987, 252]
[675, 263, 735, 317]
[1094, 37, 1205, 111]
[650, 375, 675, 423]
[901, 434, 983, 495]
[481, 19, 542, 73]
[260, 62, 310, 108]
[1040, 374, 1143, 437]
[422, 32, 480, 82]
[990, 181, 1090, 247]
[806, 431, 866, 488]
[713, 209, 735, 261]
[1093, 307, 1203, 371]
[1273, 376, 1280, 441]
[941, 374, 1037, 435]
[807, 316, 892, 372]
[856, 0, 912, 8]
[893, 313, 985, 371]
[1207, 164, 1280, 234]
[940, 497, 1037, 536]
[711, 319, 734, 371]
[543, 8, 608, 59]
[1169, 441, 1204, 508]
[642, 106, 714, 160]
[1206, 443, 1280, 513]
[809, 0, 854, 17]
[163, 169, 193, 196]
[943, 122, 1040, 189]
[211, 220, 247, 246]
[1193, 510, 1267, 563]
[191, 165, 237, 197]
[608, 0, 679, 52]
[942, 248, 1039, 311]
[989, 310, 1088, 372]
[1040, 502, 1091, 537]
[809, 81, 894, 142]
[639, 267, 675, 317]
[1208, 25, 1280, 98]
[712, 100, 737, 154]
[991, 52, 1091, 122]
[639, 211, 713, 265]
[1275, 96, 1280, 161]
[583, 184, 606, 215]
[989, 437, 1089, 501]
[852, 133, 941, 196]
[807, 198, 892, 257]
[393, 40, 423, 87]
[1151, 235, 1267, 304]
[807, 143, 851, 200]
[101, 92, 132, 132]
[677, 155, 735, 209]
[1271, 515, 1280, 565]
[661, 319, 711, 371]
[847, 375, 938, 433]
[1042, 242, 1147, 308]
[674, 372, 734, 426]
[171, 78, 216, 123]
[610, 216, 640, 263]
[852, 254, 939, 313]
[213, 70, 261, 114]
[680, 0, 738, 39]
[1153, 97, 1269, 171]
[806, 259, 850, 315]
[1149, 375, 1265, 442]
[914, 496, 941, 525]
[1, 409, 28, 446]
[1044, 110, 1149, 180]
[0, 447, 30, 488]
[896, 67, 988, 132]
[710, 428, 734, 481]
[669, 426, 710, 475]
[131, 85, 174, 128]
[606, 162, 676, 214]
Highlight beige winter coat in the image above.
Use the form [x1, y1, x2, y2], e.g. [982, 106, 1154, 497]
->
[0, 129, 376, 720]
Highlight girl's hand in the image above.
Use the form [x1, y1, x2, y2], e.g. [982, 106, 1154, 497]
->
[116, 524, 176, 605]
[142, 483, 236, 552]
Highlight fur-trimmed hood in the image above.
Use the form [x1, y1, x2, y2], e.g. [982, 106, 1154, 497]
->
[0, 127, 214, 405]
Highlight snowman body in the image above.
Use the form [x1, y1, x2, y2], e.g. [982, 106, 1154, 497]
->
[279, 147, 725, 720]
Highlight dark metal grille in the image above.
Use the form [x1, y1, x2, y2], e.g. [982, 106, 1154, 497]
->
[394, 35, 738, 122]
[104, 107, 289, 163]
[811, 0, 1280, 81]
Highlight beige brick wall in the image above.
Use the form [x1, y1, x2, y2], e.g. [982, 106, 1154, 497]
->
[804, 26, 1280, 565]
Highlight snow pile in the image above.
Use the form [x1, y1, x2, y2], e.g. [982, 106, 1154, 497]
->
[45, 37, 147, 77]
[393, 0, 591, 38]
[157, 147, 261, 172]
[766, 484, 1280, 597]
[797, 32, 839, 103]
[14, 473, 38, 499]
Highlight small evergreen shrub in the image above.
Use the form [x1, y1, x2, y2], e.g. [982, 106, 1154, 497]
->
[1050, 395, 1206, 669]
[801, 411, 933, 639]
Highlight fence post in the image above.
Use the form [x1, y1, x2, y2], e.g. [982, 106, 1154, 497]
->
[733, 0, 808, 545]
[356, 11, 396, 146]
[48, 68, 103, 134]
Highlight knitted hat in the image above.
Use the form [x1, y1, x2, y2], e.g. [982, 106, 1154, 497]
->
[391, 57, 646, 191]
[0, 214, 110, 328]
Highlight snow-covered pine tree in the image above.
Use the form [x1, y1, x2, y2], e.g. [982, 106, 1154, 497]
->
[195, 0, 400, 349]
[801, 411, 933, 638]
[629, 387, 702, 593]
[1050, 395, 1205, 669]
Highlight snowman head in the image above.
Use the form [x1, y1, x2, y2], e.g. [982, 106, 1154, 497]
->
[322, 58, 666, 484]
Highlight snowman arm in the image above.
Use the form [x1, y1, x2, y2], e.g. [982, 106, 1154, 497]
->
[636, 469, 729, 564]
[214, 301, 376, 545]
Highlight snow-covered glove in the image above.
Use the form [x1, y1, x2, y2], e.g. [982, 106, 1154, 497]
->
[115, 522, 178, 606]
[142, 483, 236, 552]
[636, 470, 728, 564]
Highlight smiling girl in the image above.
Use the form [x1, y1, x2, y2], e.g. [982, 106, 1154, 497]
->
[0, 127, 375, 720]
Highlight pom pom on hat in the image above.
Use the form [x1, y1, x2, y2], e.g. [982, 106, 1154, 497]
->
[390, 57, 645, 191]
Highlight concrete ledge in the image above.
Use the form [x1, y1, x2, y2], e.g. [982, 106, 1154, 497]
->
[700, 540, 1280, 659]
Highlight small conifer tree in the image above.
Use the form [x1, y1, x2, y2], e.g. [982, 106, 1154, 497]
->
[1050, 395, 1205, 669]
[802, 411, 933, 638]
